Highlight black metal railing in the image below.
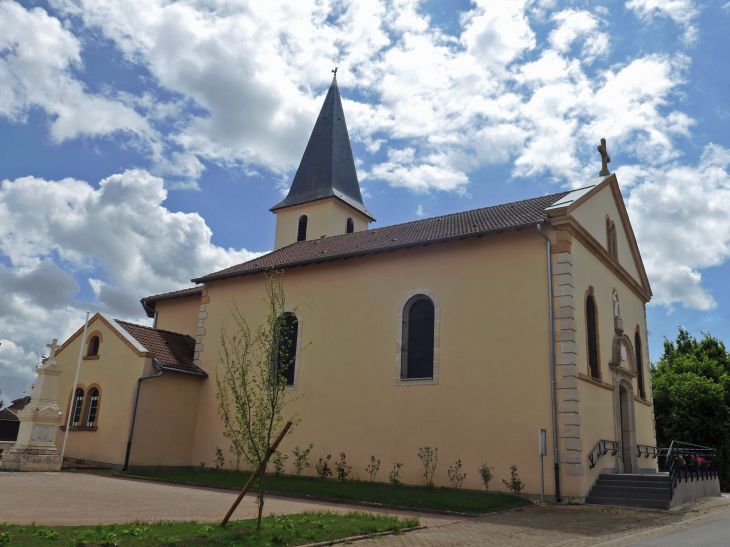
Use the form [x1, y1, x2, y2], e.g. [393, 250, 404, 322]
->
[637, 444, 658, 460]
[658, 441, 718, 500]
[588, 439, 619, 469]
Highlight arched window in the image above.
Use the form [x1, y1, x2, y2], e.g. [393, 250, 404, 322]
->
[586, 295, 599, 380]
[346, 218, 354, 234]
[85, 388, 100, 427]
[274, 313, 299, 386]
[71, 388, 85, 427]
[401, 295, 435, 379]
[635, 331, 645, 399]
[606, 217, 618, 260]
[297, 215, 308, 242]
[87, 335, 100, 357]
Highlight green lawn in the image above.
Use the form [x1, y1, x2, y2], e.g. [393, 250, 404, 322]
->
[0, 512, 417, 547]
[124, 470, 531, 514]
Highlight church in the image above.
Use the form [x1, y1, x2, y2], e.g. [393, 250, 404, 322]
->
[49, 74, 656, 502]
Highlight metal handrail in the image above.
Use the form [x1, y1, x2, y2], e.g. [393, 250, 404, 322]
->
[588, 439, 619, 469]
[658, 440, 718, 501]
[637, 444, 657, 459]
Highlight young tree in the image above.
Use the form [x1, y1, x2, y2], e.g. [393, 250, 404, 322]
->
[216, 270, 305, 531]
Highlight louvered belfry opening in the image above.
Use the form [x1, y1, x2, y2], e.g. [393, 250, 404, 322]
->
[346, 217, 354, 233]
[297, 215, 308, 242]
[587, 296, 599, 379]
[88, 335, 99, 356]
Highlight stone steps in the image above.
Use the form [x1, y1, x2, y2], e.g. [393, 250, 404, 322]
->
[585, 473, 672, 509]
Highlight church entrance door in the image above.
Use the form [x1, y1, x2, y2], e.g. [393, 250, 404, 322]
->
[619, 385, 635, 473]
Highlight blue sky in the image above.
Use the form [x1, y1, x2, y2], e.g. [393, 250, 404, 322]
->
[1, 0, 729, 402]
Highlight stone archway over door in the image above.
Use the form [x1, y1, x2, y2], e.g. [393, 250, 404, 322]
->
[619, 385, 635, 473]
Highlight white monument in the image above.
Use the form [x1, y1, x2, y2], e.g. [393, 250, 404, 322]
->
[1, 339, 65, 471]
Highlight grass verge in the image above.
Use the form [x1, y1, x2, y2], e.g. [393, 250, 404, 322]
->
[0, 511, 418, 546]
[123, 470, 531, 514]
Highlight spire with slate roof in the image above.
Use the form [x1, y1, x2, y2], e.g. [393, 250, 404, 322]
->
[270, 73, 374, 221]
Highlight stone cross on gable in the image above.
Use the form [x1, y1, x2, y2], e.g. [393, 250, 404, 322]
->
[598, 138, 611, 176]
[46, 339, 60, 361]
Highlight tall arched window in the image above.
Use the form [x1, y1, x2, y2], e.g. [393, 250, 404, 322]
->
[401, 295, 435, 379]
[586, 295, 599, 380]
[71, 388, 85, 426]
[85, 388, 100, 426]
[346, 218, 354, 234]
[635, 331, 645, 399]
[87, 335, 100, 356]
[297, 215, 308, 242]
[274, 313, 299, 386]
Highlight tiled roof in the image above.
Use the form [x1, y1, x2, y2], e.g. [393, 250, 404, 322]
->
[141, 286, 203, 303]
[140, 286, 203, 318]
[270, 75, 374, 220]
[115, 320, 207, 376]
[193, 190, 571, 284]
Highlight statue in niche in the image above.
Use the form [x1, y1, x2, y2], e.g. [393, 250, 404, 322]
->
[613, 291, 620, 317]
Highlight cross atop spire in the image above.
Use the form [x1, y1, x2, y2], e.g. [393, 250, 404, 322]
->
[598, 138, 611, 176]
[270, 71, 374, 220]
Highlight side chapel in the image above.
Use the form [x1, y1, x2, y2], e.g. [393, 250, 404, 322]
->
[50, 74, 656, 502]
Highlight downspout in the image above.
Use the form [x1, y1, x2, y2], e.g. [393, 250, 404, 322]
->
[537, 223, 561, 503]
[123, 358, 163, 471]
[141, 300, 158, 329]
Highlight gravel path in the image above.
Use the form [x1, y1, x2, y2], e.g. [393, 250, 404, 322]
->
[0, 472, 455, 527]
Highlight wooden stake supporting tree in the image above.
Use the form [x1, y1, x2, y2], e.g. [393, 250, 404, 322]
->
[216, 270, 306, 530]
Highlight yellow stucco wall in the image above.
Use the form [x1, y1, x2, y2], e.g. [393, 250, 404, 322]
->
[571, 185, 642, 284]
[54, 317, 146, 466]
[572, 240, 655, 495]
[273, 198, 371, 249]
[130, 361, 203, 468]
[193, 229, 561, 494]
[155, 295, 202, 337]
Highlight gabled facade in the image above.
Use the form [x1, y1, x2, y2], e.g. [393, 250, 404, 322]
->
[53, 76, 656, 502]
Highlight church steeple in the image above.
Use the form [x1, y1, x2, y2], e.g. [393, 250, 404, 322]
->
[271, 74, 374, 220]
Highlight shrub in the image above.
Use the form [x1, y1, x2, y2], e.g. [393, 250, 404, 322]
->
[447, 459, 466, 489]
[98, 531, 118, 546]
[315, 455, 333, 479]
[366, 456, 381, 482]
[334, 452, 352, 481]
[35, 527, 59, 540]
[502, 465, 525, 494]
[214, 448, 225, 471]
[417, 446, 438, 487]
[389, 462, 403, 485]
[272, 451, 289, 477]
[477, 464, 494, 490]
[292, 444, 314, 476]
[0, 532, 11, 546]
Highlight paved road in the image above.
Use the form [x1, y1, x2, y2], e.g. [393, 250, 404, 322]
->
[630, 512, 730, 547]
[0, 472, 453, 527]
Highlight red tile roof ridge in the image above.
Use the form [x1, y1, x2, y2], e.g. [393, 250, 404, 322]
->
[141, 286, 203, 302]
[113, 319, 194, 339]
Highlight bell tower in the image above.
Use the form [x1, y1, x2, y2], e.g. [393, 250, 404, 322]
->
[271, 71, 375, 250]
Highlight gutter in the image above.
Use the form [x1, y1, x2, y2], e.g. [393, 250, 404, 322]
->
[537, 223, 561, 503]
[192, 220, 542, 284]
[123, 359, 163, 471]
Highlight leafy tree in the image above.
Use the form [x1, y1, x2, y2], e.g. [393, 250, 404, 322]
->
[652, 328, 730, 489]
[215, 270, 305, 531]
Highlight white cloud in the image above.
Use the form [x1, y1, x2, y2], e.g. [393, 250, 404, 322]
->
[0, 170, 263, 396]
[625, 144, 730, 310]
[0, 1, 151, 142]
[416, 204, 425, 216]
[549, 10, 610, 63]
[626, 0, 699, 44]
